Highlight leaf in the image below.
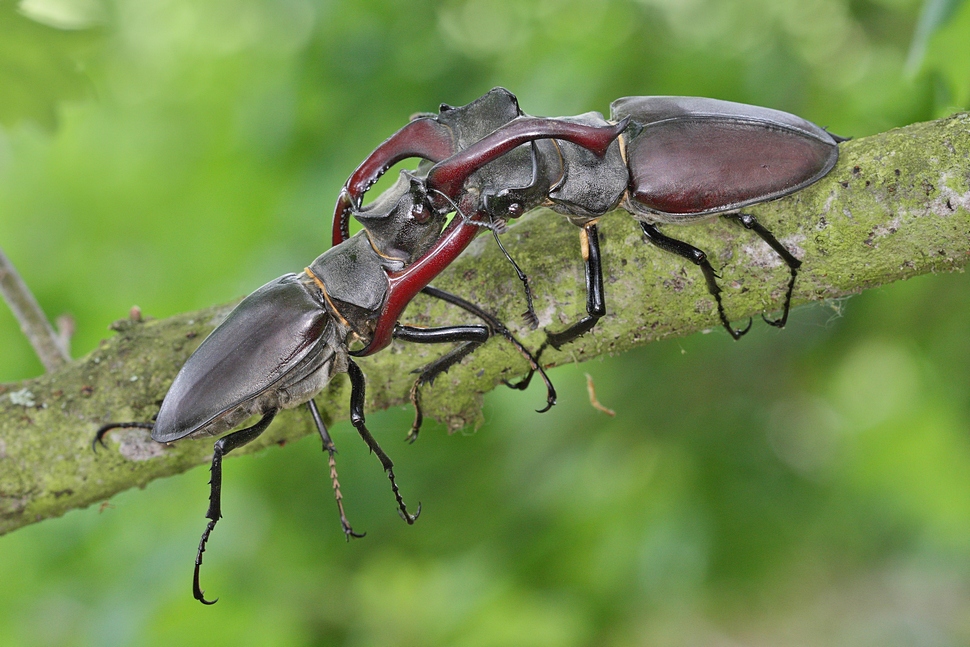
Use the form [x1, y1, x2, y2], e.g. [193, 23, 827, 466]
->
[0, 0, 104, 130]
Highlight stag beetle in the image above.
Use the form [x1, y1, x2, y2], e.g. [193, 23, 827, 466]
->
[333, 87, 843, 356]
[93, 116, 625, 604]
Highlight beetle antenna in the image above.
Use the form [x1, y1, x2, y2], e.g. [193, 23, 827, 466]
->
[490, 228, 539, 329]
[426, 187, 537, 328]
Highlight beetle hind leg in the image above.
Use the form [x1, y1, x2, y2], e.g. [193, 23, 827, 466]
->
[639, 222, 752, 340]
[724, 213, 802, 328]
[194, 410, 277, 605]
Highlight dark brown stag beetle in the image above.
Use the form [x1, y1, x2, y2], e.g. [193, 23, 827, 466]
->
[333, 88, 844, 359]
[93, 116, 626, 604]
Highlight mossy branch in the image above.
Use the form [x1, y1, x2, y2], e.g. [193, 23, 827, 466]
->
[2, 113, 969, 536]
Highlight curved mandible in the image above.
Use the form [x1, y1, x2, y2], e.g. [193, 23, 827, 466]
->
[332, 118, 456, 245]
[425, 116, 630, 204]
[353, 211, 486, 357]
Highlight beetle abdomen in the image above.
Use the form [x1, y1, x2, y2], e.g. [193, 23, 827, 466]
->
[152, 273, 341, 443]
[611, 96, 839, 223]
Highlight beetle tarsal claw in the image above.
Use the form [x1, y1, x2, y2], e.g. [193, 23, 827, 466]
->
[762, 312, 786, 328]
[398, 502, 422, 523]
[535, 399, 555, 414]
[522, 309, 539, 330]
[729, 317, 754, 340]
[193, 519, 219, 605]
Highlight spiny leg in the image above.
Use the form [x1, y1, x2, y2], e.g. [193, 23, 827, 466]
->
[639, 222, 752, 340]
[544, 221, 606, 350]
[420, 285, 556, 413]
[194, 410, 276, 605]
[306, 399, 364, 540]
[393, 323, 488, 443]
[346, 360, 420, 523]
[723, 212, 802, 328]
[507, 221, 607, 392]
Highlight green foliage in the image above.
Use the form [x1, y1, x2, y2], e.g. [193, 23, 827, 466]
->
[0, 0, 103, 130]
[2, 0, 970, 644]
[905, 0, 967, 73]
[920, 0, 970, 112]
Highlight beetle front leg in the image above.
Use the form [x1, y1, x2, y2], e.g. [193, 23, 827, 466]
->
[195, 410, 277, 605]
[723, 213, 802, 328]
[639, 222, 752, 340]
[405, 339, 483, 444]
[508, 222, 608, 393]
[306, 399, 365, 541]
[346, 360, 421, 524]
[545, 222, 607, 349]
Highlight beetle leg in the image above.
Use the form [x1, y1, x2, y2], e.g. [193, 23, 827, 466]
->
[419, 285, 556, 413]
[509, 222, 608, 391]
[544, 222, 606, 350]
[91, 421, 154, 452]
[346, 360, 421, 524]
[306, 399, 365, 541]
[510, 222, 608, 387]
[395, 324, 490, 444]
[392, 287, 556, 442]
[639, 222, 752, 340]
[195, 410, 277, 605]
[724, 213, 802, 328]
[405, 339, 482, 443]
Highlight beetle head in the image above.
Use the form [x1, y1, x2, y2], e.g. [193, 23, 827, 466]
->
[353, 169, 446, 264]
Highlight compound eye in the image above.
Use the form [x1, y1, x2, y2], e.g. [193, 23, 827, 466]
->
[411, 202, 431, 224]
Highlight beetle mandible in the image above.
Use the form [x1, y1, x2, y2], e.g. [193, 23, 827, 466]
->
[93, 116, 626, 604]
[333, 88, 844, 360]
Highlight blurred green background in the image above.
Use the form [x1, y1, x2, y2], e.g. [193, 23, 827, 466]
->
[3, 0, 970, 644]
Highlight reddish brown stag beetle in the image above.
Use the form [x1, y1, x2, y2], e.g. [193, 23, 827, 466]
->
[93, 116, 625, 604]
[333, 88, 844, 362]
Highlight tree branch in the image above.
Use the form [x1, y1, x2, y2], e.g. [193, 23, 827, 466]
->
[0, 246, 71, 372]
[2, 112, 968, 536]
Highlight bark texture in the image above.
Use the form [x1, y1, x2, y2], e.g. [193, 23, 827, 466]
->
[2, 112, 969, 535]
